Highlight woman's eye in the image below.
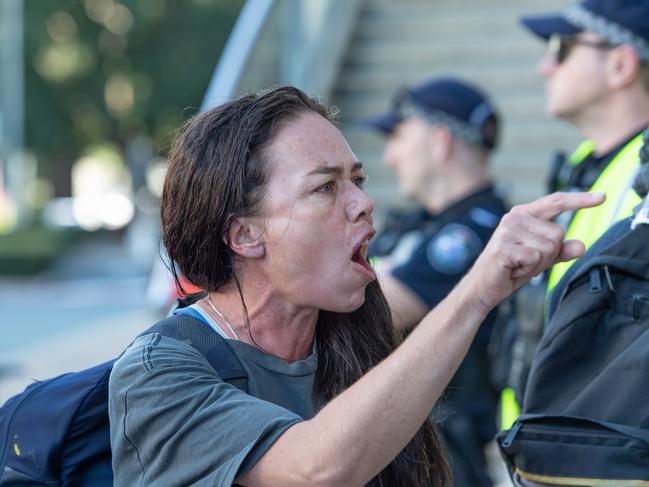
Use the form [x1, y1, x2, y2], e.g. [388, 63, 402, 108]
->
[354, 176, 368, 189]
[317, 182, 335, 193]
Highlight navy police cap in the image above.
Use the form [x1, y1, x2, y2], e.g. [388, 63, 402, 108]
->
[364, 77, 500, 151]
[521, 0, 649, 61]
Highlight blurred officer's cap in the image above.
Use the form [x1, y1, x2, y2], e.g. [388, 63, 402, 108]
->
[364, 77, 500, 151]
[521, 0, 649, 61]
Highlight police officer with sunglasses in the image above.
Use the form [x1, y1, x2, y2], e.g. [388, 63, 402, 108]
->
[522, 0, 649, 296]
[496, 2, 649, 485]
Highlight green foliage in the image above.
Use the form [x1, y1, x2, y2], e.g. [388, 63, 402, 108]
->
[0, 224, 79, 274]
[24, 0, 243, 188]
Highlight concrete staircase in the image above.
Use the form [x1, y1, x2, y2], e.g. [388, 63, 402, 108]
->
[331, 0, 580, 212]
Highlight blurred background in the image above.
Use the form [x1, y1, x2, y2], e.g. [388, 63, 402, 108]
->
[0, 0, 578, 413]
[0, 0, 242, 400]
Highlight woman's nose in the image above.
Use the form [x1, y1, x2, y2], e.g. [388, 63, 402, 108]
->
[346, 183, 374, 222]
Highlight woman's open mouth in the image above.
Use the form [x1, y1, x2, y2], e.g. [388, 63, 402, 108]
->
[351, 241, 375, 278]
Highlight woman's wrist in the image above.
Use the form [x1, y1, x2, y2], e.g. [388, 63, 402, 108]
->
[452, 272, 494, 322]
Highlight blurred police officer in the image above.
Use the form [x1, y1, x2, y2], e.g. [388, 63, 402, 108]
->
[365, 77, 507, 487]
[521, 0, 649, 293]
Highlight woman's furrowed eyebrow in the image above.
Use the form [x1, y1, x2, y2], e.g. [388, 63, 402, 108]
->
[306, 161, 364, 176]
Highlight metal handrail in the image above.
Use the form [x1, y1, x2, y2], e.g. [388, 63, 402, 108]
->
[201, 0, 362, 111]
[200, 0, 275, 111]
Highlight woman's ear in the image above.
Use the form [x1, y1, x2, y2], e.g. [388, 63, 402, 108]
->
[226, 217, 265, 259]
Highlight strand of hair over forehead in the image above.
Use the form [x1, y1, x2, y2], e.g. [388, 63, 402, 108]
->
[198, 89, 306, 213]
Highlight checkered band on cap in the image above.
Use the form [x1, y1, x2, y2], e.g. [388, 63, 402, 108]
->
[399, 98, 485, 147]
[561, 4, 649, 61]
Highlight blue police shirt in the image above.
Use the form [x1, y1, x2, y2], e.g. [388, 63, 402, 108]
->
[370, 186, 507, 313]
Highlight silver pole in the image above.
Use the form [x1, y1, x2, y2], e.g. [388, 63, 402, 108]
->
[0, 0, 25, 226]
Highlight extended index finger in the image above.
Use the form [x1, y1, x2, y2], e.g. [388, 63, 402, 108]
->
[522, 191, 606, 221]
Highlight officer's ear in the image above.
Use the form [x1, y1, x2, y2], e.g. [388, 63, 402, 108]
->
[226, 217, 265, 259]
[606, 44, 642, 89]
[430, 124, 453, 164]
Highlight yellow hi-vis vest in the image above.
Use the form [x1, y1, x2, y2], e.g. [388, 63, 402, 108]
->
[500, 134, 643, 432]
[547, 134, 643, 293]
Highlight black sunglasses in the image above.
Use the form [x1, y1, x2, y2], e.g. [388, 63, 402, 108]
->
[548, 33, 614, 64]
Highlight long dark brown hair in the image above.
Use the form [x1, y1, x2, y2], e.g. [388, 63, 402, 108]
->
[161, 86, 451, 486]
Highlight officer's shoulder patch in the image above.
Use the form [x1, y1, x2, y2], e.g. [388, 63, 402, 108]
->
[427, 223, 483, 274]
[470, 207, 500, 228]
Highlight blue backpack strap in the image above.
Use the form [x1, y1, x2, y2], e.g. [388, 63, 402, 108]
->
[139, 314, 249, 393]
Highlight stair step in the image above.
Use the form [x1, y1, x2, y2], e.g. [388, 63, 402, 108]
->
[360, 1, 567, 19]
[335, 72, 543, 100]
[336, 101, 548, 121]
